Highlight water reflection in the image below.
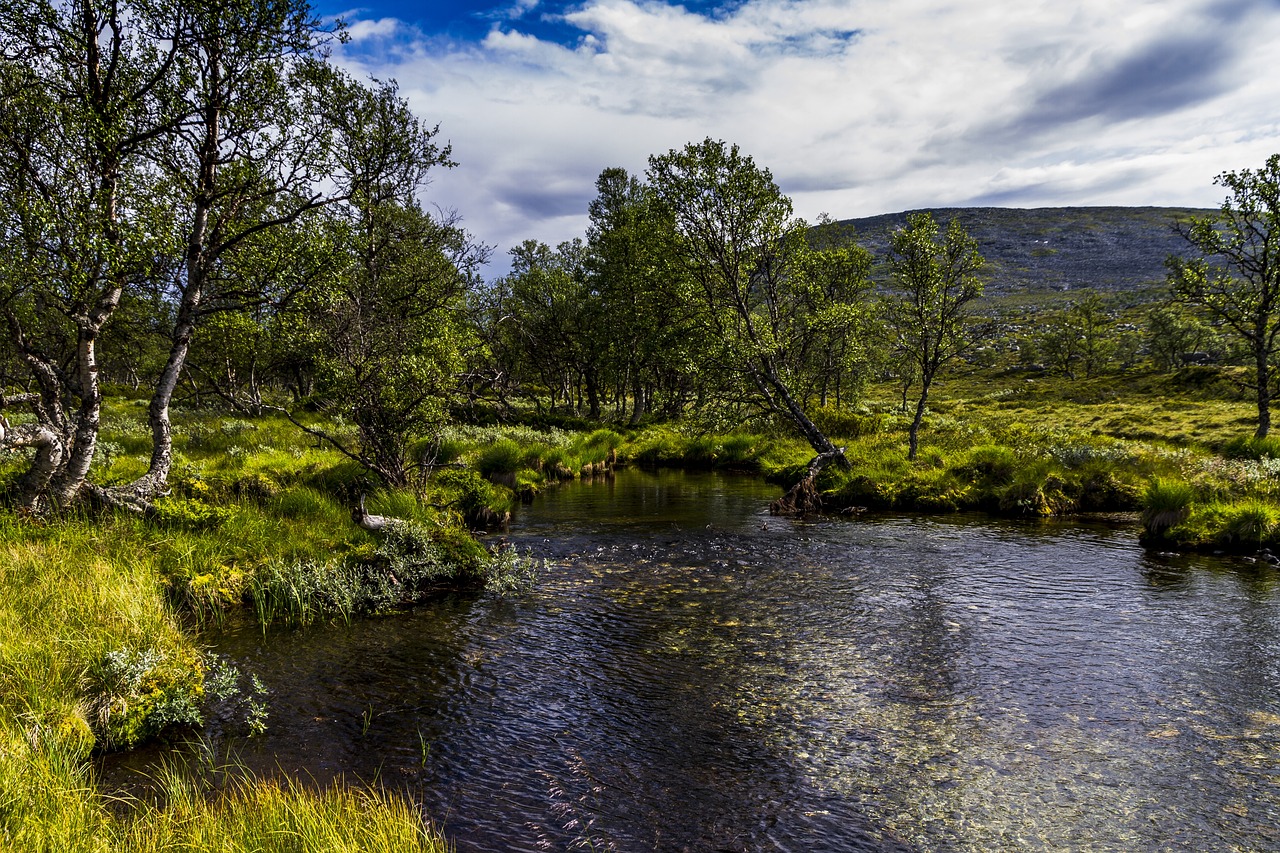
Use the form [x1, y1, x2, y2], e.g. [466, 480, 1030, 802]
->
[102, 470, 1280, 852]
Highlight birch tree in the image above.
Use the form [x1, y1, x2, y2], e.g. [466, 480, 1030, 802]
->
[1169, 155, 1280, 438]
[647, 139, 864, 510]
[123, 0, 340, 503]
[276, 75, 482, 488]
[884, 212, 984, 461]
[0, 0, 183, 510]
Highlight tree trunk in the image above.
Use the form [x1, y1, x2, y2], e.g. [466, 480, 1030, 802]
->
[758, 363, 849, 517]
[908, 389, 928, 462]
[8, 424, 65, 510]
[629, 375, 646, 425]
[132, 288, 200, 496]
[762, 368, 842, 460]
[1256, 348, 1272, 439]
[770, 448, 847, 515]
[123, 56, 222, 500]
[585, 368, 601, 420]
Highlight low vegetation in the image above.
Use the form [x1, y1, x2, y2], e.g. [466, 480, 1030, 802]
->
[0, 401, 528, 851]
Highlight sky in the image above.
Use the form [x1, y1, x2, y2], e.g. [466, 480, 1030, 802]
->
[317, 0, 1280, 274]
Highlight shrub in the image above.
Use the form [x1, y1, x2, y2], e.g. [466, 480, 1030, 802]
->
[433, 468, 515, 518]
[80, 645, 205, 750]
[1221, 435, 1280, 460]
[1141, 478, 1196, 535]
[1222, 501, 1279, 547]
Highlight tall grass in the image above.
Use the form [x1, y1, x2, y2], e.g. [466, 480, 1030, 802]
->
[0, 728, 449, 852]
[0, 522, 201, 753]
[1141, 478, 1196, 535]
[1, 404, 543, 852]
[0, 513, 446, 853]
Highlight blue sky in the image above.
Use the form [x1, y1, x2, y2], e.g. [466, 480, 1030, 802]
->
[323, 1, 743, 44]
[319, 0, 1280, 275]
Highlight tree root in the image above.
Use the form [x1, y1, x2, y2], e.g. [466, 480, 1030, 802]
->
[81, 483, 157, 516]
[769, 448, 848, 516]
[770, 475, 823, 515]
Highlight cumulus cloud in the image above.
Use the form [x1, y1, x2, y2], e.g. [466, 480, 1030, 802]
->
[343, 16, 402, 41]
[331, 0, 1280, 274]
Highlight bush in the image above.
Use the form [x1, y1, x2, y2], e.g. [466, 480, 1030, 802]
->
[474, 439, 523, 477]
[1141, 478, 1196, 535]
[1221, 435, 1280, 460]
[434, 468, 512, 511]
[81, 646, 205, 750]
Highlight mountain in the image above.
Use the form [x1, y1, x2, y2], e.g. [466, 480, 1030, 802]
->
[828, 206, 1214, 298]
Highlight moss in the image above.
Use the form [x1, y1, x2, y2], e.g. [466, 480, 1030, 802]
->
[151, 497, 234, 531]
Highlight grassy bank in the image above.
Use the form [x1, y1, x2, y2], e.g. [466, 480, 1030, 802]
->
[3, 366, 1275, 850]
[455, 366, 1280, 555]
[0, 402, 528, 851]
[0, 508, 452, 852]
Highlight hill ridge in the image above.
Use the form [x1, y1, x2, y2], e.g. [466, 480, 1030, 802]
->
[829, 205, 1214, 297]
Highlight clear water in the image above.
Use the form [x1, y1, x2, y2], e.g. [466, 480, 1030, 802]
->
[106, 470, 1280, 851]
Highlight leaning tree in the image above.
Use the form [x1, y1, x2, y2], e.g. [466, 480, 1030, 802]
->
[646, 139, 870, 510]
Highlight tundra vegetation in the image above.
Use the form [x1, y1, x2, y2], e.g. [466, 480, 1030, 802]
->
[2, 1, 1280, 848]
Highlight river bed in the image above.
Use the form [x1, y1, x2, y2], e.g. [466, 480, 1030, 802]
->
[107, 470, 1280, 851]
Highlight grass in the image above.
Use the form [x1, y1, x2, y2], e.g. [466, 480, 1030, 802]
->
[4, 363, 1279, 851]
[0, 402, 543, 852]
[446, 367, 1280, 550]
[0, 730, 449, 852]
[0, 514, 450, 853]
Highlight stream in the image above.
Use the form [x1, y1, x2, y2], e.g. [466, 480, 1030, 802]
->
[107, 469, 1280, 851]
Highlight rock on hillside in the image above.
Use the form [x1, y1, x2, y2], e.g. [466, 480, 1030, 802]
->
[827, 207, 1213, 297]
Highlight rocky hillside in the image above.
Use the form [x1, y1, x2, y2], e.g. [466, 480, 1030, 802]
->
[829, 206, 1214, 299]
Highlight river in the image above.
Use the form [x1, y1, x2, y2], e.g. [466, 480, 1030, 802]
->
[111, 469, 1280, 851]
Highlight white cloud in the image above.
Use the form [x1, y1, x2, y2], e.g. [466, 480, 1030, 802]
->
[332, 0, 1280, 274]
[343, 16, 402, 41]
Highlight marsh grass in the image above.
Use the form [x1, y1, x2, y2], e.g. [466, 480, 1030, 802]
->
[1, 403, 542, 851]
[0, 521, 201, 754]
[0, 728, 449, 853]
[3, 368, 1276, 851]
[1142, 478, 1197, 534]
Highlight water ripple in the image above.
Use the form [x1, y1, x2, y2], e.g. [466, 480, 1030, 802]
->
[101, 471, 1280, 853]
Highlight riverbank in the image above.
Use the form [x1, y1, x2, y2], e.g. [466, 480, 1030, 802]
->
[3, 369, 1277, 848]
[0, 405, 515, 851]
[459, 369, 1280, 555]
[0, 507, 453, 851]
